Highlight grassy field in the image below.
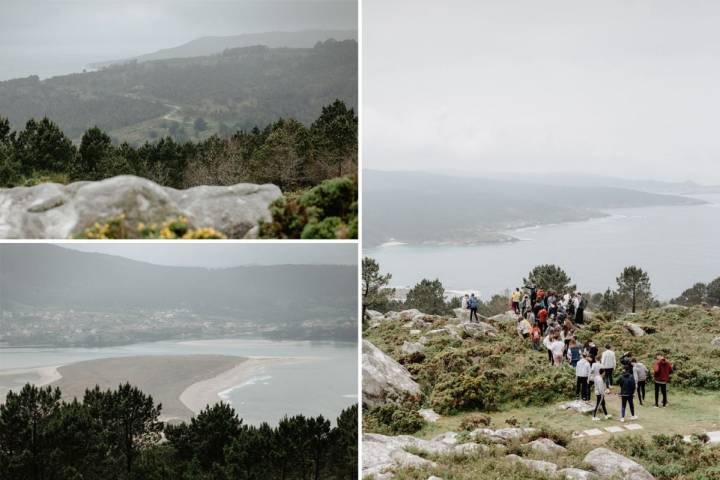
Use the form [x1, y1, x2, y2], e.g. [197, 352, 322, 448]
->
[416, 390, 720, 444]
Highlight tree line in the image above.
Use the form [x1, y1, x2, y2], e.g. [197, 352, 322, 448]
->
[0, 100, 357, 191]
[0, 383, 357, 480]
[361, 258, 713, 318]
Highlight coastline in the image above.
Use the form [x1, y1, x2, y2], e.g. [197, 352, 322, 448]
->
[179, 356, 315, 414]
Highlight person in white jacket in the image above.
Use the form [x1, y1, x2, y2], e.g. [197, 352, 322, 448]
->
[575, 355, 591, 401]
[601, 344, 617, 388]
[592, 367, 612, 421]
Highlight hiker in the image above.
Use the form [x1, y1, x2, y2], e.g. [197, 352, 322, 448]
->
[632, 357, 648, 406]
[601, 344, 616, 388]
[511, 288, 522, 314]
[538, 306, 548, 333]
[467, 293, 479, 322]
[525, 284, 537, 307]
[575, 354, 591, 401]
[620, 351, 633, 369]
[550, 335, 565, 366]
[587, 341, 598, 362]
[653, 353, 674, 408]
[567, 338, 582, 368]
[618, 365, 638, 422]
[520, 294, 531, 315]
[543, 332, 555, 365]
[461, 294, 469, 310]
[592, 367, 612, 421]
[516, 315, 531, 339]
[574, 293, 585, 324]
[530, 321, 542, 351]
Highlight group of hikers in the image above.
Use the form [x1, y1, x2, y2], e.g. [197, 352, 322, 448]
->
[463, 286, 675, 423]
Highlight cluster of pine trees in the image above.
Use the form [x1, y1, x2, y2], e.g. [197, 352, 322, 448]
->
[0, 383, 357, 480]
[0, 100, 357, 192]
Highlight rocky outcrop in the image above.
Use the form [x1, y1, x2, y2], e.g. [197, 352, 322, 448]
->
[506, 454, 558, 475]
[460, 321, 498, 338]
[453, 308, 470, 321]
[362, 340, 421, 408]
[624, 322, 646, 337]
[418, 408, 440, 422]
[525, 437, 567, 454]
[363, 435, 435, 479]
[559, 468, 598, 480]
[584, 447, 654, 480]
[470, 427, 537, 443]
[558, 400, 595, 414]
[362, 433, 484, 479]
[401, 341, 425, 355]
[711, 337, 720, 348]
[0, 175, 281, 239]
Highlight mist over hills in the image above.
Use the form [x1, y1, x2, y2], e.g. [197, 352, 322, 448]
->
[0, 245, 357, 345]
[363, 170, 705, 247]
[0, 39, 357, 141]
[90, 30, 358, 68]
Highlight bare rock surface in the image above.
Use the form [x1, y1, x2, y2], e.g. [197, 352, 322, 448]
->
[584, 447, 654, 480]
[0, 175, 281, 239]
[362, 340, 421, 408]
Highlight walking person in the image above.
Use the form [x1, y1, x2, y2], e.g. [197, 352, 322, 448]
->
[461, 294, 469, 310]
[511, 288, 522, 314]
[567, 338, 582, 368]
[618, 365, 638, 422]
[592, 367, 612, 421]
[601, 344, 616, 388]
[575, 354, 591, 401]
[530, 321, 542, 351]
[516, 315, 531, 339]
[632, 358, 648, 406]
[653, 353, 673, 407]
[550, 335, 565, 366]
[468, 293, 479, 322]
[574, 293, 585, 324]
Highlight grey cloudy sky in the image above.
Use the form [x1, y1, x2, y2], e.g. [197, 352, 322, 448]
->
[364, 0, 720, 184]
[60, 243, 357, 268]
[0, 0, 356, 80]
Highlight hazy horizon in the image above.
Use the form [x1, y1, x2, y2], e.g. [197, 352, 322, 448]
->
[364, 0, 720, 184]
[0, 0, 357, 81]
[59, 243, 357, 268]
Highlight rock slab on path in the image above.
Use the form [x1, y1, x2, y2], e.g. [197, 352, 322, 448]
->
[362, 340, 421, 408]
[0, 175, 282, 239]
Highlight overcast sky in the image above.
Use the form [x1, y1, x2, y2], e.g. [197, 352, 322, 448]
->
[61, 243, 357, 268]
[364, 0, 720, 184]
[0, 0, 356, 80]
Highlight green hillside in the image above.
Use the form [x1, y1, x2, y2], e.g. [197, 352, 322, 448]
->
[0, 40, 357, 142]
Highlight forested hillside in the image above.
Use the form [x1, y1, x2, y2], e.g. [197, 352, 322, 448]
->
[0, 40, 357, 141]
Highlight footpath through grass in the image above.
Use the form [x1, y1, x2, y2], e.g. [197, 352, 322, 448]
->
[416, 390, 720, 445]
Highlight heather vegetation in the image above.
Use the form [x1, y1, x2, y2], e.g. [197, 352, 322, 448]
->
[362, 258, 720, 479]
[0, 383, 358, 480]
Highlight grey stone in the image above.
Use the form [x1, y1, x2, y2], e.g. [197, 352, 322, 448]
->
[584, 447, 654, 480]
[0, 175, 281, 239]
[362, 341, 421, 408]
[460, 321, 498, 338]
[419, 408, 440, 422]
[525, 437, 567, 454]
[506, 454, 558, 475]
[558, 400, 595, 414]
[559, 468, 598, 480]
[624, 322, 646, 337]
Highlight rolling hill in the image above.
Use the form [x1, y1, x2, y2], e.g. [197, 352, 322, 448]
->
[363, 170, 705, 247]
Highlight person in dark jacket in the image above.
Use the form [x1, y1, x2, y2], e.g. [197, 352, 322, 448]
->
[618, 365, 638, 422]
[653, 353, 674, 407]
[467, 293, 480, 322]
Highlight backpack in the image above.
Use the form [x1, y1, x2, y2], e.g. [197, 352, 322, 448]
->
[468, 297, 479, 309]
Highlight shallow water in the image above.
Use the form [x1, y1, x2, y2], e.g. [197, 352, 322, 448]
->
[0, 338, 357, 426]
[366, 194, 720, 301]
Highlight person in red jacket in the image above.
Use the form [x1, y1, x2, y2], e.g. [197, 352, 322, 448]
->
[653, 353, 673, 407]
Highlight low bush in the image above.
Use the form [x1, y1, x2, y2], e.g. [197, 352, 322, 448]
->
[364, 403, 426, 435]
[76, 215, 227, 239]
[258, 175, 357, 239]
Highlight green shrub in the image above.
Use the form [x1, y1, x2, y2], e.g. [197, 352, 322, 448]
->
[364, 403, 425, 435]
[458, 413, 491, 431]
[258, 175, 358, 239]
[76, 215, 227, 239]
